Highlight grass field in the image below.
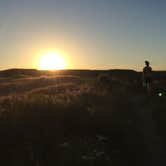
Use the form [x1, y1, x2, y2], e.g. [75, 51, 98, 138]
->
[0, 69, 166, 166]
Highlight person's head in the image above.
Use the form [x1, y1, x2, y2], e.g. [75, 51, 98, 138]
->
[145, 60, 150, 67]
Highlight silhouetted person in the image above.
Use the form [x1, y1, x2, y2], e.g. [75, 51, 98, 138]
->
[143, 60, 152, 94]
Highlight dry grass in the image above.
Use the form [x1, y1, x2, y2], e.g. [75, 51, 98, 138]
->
[0, 73, 165, 165]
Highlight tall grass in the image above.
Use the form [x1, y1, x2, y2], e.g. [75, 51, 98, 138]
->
[0, 74, 165, 165]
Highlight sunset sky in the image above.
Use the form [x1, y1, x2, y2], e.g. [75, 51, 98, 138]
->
[0, 0, 166, 71]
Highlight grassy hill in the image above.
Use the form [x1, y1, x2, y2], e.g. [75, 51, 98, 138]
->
[0, 69, 165, 165]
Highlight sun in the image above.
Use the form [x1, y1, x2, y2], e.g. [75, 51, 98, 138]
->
[39, 52, 67, 70]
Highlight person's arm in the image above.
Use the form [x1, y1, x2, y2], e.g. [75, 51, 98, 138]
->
[142, 68, 145, 80]
[150, 67, 153, 77]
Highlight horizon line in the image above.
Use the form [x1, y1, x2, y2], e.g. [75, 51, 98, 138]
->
[0, 67, 166, 72]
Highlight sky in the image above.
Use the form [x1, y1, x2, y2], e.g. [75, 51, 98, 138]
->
[0, 0, 166, 71]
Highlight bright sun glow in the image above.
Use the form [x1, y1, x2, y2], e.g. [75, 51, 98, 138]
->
[39, 52, 67, 70]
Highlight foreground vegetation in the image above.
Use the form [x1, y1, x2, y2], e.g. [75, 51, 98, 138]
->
[0, 70, 165, 165]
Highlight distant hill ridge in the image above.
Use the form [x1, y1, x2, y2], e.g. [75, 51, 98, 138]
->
[0, 68, 165, 80]
[0, 69, 40, 77]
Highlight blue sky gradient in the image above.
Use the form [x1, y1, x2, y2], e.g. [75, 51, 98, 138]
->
[0, 0, 165, 70]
